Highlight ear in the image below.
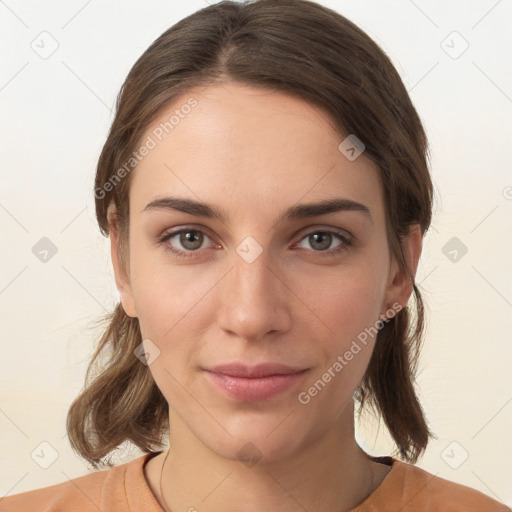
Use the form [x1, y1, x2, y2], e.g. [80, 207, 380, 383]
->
[107, 204, 138, 318]
[382, 223, 423, 314]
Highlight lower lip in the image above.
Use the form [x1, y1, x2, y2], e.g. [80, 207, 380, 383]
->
[204, 370, 309, 401]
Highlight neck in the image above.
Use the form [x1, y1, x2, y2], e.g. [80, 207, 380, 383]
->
[158, 402, 381, 512]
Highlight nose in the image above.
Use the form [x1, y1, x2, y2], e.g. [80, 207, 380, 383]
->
[216, 245, 292, 343]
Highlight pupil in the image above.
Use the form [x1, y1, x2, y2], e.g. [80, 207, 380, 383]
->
[312, 233, 330, 250]
[183, 231, 201, 249]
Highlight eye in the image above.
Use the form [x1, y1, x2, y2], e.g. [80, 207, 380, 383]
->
[294, 229, 352, 257]
[158, 227, 217, 258]
[157, 226, 352, 259]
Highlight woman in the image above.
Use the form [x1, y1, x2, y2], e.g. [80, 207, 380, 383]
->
[1, 1, 509, 510]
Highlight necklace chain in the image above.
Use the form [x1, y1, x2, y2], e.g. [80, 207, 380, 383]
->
[159, 448, 172, 512]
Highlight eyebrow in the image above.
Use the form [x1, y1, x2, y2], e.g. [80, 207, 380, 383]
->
[142, 196, 372, 225]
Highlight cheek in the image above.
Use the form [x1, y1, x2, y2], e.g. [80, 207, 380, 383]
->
[131, 275, 199, 344]
[307, 264, 386, 344]
[299, 271, 384, 408]
[129, 241, 185, 316]
[128, 244, 215, 358]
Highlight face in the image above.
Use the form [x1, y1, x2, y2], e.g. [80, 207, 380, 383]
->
[111, 82, 420, 463]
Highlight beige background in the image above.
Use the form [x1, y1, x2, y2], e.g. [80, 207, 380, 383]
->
[1, 0, 511, 507]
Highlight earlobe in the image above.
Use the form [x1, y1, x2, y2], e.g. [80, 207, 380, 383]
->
[108, 208, 138, 318]
[383, 224, 423, 314]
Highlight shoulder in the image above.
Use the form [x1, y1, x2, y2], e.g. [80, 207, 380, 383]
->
[0, 454, 145, 512]
[389, 460, 511, 511]
[0, 468, 109, 512]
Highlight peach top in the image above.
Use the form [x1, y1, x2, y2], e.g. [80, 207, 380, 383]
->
[1, 452, 509, 511]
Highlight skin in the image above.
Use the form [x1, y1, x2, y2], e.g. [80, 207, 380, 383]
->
[109, 82, 422, 512]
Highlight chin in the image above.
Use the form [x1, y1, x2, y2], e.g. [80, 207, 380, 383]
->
[196, 415, 312, 466]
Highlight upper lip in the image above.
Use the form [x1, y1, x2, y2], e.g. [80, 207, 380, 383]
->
[204, 363, 308, 378]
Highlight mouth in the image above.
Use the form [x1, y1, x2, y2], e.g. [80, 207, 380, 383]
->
[202, 363, 310, 402]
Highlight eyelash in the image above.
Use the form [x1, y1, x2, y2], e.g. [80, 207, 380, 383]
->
[157, 226, 352, 260]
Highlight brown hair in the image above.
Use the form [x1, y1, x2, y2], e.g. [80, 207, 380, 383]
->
[66, 0, 436, 469]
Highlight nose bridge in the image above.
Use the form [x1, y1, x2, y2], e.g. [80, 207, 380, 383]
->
[217, 237, 289, 340]
[230, 238, 276, 305]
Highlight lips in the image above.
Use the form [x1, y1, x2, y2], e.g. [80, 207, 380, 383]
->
[204, 362, 307, 378]
[203, 362, 309, 401]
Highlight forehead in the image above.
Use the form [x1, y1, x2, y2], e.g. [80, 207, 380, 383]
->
[129, 82, 385, 225]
